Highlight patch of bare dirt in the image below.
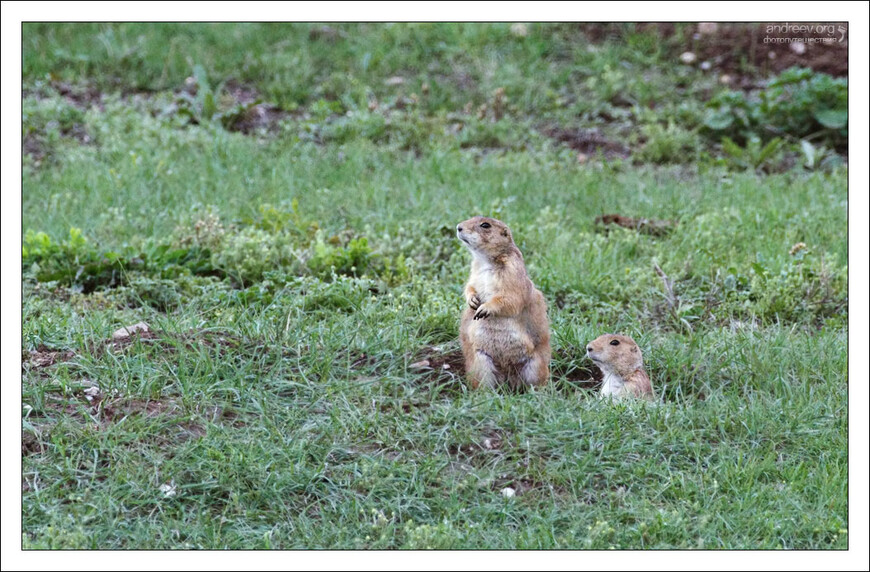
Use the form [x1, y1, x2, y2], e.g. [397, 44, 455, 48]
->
[406, 346, 468, 396]
[222, 79, 259, 105]
[54, 81, 104, 108]
[22, 133, 48, 163]
[226, 102, 289, 134]
[179, 421, 208, 438]
[576, 23, 847, 80]
[408, 346, 467, 376]
[685, 22, 848, 80]
[308, 25, 347, 42]
[27, 76, 292, 136]
[541, 126, 629, 159]
[552, 359, 602, 391]
[22, 346, 75, 372]
[594, 213, 678, 237]
[22, 118, 93, 165]
[22, 127, 93, 165]
[212, 79, 291, 134]
[21, 430, 45, 456]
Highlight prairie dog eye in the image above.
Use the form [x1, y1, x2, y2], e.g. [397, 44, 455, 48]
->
[480, 222, 491, 229]
[609, 339, 620, 346]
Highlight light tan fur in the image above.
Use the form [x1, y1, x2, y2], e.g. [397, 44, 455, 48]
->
[586, 334, 654, 401]
[456, 216, 551, 389]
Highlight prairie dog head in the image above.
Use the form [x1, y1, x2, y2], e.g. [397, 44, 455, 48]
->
[456, 216, 515, 259]
[586, 334, 643, 377]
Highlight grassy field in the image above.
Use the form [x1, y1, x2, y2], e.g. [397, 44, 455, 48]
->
[21, 23, 848, 549]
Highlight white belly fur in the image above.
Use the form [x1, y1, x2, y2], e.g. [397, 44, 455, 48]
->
[471, 254, 498, 299]
[600, 372, 625, 399]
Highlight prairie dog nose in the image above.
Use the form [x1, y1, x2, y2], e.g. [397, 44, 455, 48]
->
[457, 225, 463, 232]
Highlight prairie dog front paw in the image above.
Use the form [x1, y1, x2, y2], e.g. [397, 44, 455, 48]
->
[473, 303, 492, 320]
[468, 294, 482, 310]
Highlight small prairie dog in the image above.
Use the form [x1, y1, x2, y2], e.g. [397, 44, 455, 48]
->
[456, 216, 551, 389]
[586, 334, 654, 401]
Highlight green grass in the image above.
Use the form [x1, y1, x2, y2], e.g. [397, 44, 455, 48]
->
[22, 23, 692, 112]
[22, 23, 848, 549]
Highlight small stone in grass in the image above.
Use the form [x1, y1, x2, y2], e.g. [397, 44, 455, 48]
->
[83, 386, 101, 402]
[113, 321, 150, 340]
[483, 437, 502, 450]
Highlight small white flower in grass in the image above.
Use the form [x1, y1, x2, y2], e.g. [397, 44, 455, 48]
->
[680, 52, 697, 65]
[159, 481, 177, 498]
[501, 487, 516, 498]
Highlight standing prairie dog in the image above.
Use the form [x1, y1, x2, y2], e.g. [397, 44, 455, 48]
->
[586, 334, 655, 401]
[456, 216, 551, 389]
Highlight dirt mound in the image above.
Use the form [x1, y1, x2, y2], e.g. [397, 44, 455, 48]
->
[688, 22, 848, 79]
[542, 126, 630, 159]
[577, 22, 847, 80]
